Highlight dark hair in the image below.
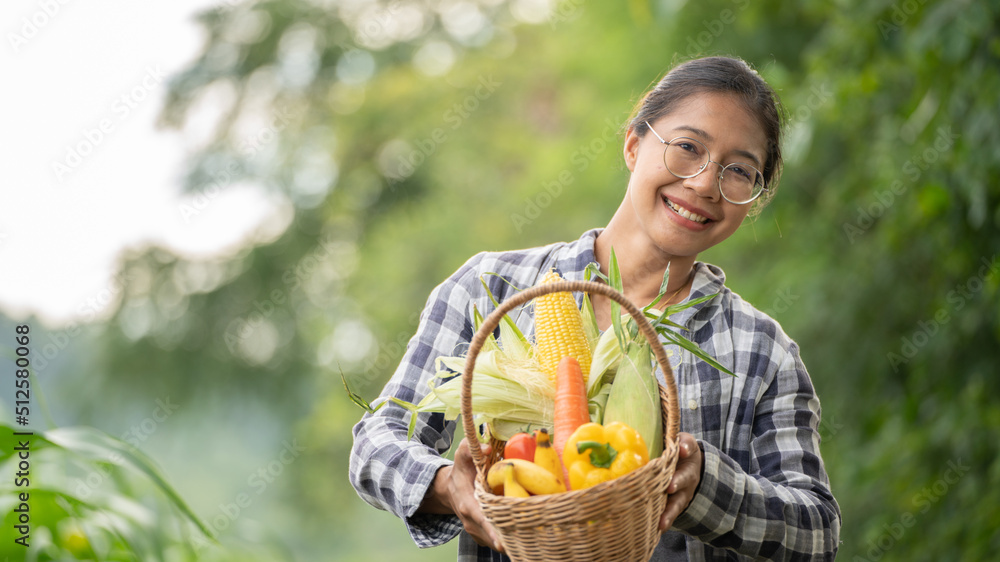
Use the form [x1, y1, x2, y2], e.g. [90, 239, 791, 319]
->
[628, 56, 784, 215]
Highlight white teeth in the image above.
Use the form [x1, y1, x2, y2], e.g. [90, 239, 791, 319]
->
[665, 198, 709, 223]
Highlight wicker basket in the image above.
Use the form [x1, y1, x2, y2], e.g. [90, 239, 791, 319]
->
[460, 280, 680, 562]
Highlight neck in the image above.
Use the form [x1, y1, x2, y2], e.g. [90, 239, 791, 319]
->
[594, 222, 696, 309]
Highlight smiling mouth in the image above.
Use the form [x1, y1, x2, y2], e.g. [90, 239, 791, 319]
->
[664, 197, 710, 224]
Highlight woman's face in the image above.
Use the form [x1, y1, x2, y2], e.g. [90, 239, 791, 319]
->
[622, 92, 767, 259]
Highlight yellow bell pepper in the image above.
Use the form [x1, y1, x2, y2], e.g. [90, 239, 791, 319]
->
[562, 421, 650, 490]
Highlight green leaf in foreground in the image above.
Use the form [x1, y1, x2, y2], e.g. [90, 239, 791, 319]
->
[39, 425, 215, 540]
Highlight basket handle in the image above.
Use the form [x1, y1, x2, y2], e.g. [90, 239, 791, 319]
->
[460, 279, 680, 475]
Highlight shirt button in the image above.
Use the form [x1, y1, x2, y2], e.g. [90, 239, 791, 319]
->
[688, 399, 698, 411]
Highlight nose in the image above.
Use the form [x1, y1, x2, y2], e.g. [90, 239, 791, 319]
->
[681, 163, 722, 201]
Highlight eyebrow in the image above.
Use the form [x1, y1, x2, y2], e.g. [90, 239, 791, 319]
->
[672, 125, 763, 169]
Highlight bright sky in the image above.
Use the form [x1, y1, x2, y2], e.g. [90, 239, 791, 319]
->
[1, 0, 280, 328]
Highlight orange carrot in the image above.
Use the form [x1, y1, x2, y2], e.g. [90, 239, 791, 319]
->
[554, 356, 589, 489]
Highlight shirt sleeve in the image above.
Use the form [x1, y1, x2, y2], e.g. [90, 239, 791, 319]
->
[672, 342, 842, 560]
[348, 257, 482, 548]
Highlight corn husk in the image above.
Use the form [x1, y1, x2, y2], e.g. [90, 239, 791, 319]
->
[416, 351, 553, 440]
[602, 341, 663, 459]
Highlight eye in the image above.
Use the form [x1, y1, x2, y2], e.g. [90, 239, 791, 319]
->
[674, 140, 702, 155]
[726, 164, 754, 182]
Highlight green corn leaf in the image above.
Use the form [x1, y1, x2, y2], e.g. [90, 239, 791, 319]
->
[480, 274, 530, 358]
[37, 425, 214, 540]
[644, 263, 672, 313]
[663, 293, 718, 315]
[658, 328, 735, 376]
[342, 371, 383, 414]
[473, 304, 500, 353]
[341, 370, 423, 437]
[608, 248, 626, 352]
[584, 261, 609, 284]
[647, 293, 718, 331]
[580, 292, 600, 350]
[581, 261, 606, 349]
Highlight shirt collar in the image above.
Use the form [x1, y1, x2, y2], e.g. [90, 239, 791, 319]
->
[554, 228, 726, 326]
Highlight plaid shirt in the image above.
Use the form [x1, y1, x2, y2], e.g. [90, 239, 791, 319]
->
[349, 229, 841, 561]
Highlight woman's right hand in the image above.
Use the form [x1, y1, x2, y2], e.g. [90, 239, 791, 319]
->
[420, 438, 504, 553]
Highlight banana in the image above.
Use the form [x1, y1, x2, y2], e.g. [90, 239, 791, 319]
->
[532, 429, 568, 491]
[487, 458, 567, 496]
[487, 461, 508, 493]
[502, 462, 530, 498]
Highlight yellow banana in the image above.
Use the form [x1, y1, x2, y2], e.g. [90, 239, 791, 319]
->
[505, 459, 566, 495]
[532, 429, 568, 491]
[502, 463, 530, 498]
[487, 461, 508, 492]
[487, 458, 567, 496]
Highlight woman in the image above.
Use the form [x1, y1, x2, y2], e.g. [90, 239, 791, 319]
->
[349, 56, 841, 560]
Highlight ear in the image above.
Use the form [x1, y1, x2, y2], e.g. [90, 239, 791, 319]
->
[623, 126, 641, 172]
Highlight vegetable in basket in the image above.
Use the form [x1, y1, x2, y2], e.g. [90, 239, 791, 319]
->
[602, 340, 663, 460]
[503, 432, 536, 462]
[486, 458, 566, 496]
[532, 428, 567, 491]
[553, 355, 589, 486]
[562, 421, 649, 490]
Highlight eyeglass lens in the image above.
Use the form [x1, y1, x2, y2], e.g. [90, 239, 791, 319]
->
[663, 138, 762, 203]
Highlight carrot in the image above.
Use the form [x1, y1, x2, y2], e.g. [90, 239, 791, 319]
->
[554, 356, 589, 489]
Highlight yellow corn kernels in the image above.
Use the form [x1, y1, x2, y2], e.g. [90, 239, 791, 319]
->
[534, 270, 592, 387]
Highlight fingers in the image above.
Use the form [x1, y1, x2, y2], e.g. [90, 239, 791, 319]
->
[659, 433, 702, 532]
[450, 440, 504, 552]
[677, 432, 698, 459]
[452, 486, 503, 551]
[659, 493, 686, 531]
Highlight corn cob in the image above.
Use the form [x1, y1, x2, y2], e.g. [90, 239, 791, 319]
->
[534, 270, 592, 387]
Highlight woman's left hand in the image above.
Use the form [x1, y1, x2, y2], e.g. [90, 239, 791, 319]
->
[659, 432, 702, 531]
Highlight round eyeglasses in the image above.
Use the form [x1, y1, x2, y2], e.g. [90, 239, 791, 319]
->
[644, 121, 768, 205]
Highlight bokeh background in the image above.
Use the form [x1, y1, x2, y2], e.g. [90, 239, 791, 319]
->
[2, 0, 999, 560]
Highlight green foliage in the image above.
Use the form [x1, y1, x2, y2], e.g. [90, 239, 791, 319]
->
[0, 422, 211, 561]
[26, 0, 999, 559]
